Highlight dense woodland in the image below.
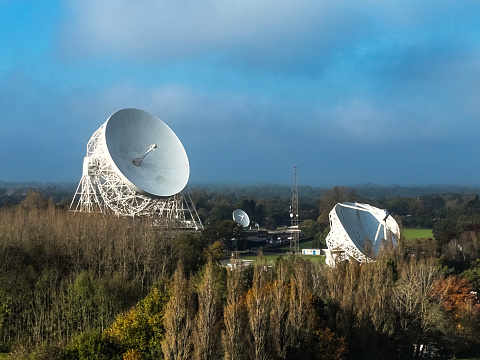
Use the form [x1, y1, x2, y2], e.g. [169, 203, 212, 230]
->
[0, 186, 479, 359]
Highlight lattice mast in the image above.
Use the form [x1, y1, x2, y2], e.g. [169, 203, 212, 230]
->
[289, 165, 300, 254]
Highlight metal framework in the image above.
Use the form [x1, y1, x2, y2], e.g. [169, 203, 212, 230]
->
[289, 165, 300, 254]
[70, 124, 203, 230]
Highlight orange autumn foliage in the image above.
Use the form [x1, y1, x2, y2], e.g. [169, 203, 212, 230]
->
[431, 276, 480, 317]
[431, 276, 480, 345]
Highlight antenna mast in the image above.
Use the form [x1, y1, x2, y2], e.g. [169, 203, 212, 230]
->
[289, 165, 300, 254]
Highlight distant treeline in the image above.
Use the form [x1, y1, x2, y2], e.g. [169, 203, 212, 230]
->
[0, 181, 75, 190]
[187, 182, 480, 200]
[3, 180, 480, 205]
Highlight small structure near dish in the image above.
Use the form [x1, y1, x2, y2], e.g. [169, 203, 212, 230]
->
[302, 249, 322, 256]
[70, 108, 202, 229]
[325, 202, 400, 266]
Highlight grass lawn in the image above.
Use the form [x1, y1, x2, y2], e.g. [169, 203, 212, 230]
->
[0, 353, 8, 359]
[241, 253, 326, 265]
[402, 228, 433, 240]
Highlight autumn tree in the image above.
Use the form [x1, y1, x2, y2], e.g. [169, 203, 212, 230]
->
[286, 257, 316, 359]
[392, 258, 446, 358]
[202, 220, 247, 251]
[176, 233, 209, 274]
[20, 190, 50, 211]
[269, 257, 289, 359]
[245, 253, 271, 360]
[349, 258, 396, 358]
[222, 256, 249, 360]
[193, 260, 222, 360]
[161, 265, 195, 360]
[319, 187, 358, 216]
[63, 330, 122, 360]
[104, 282, 169, 359]
[314, 327, 347, 360]
[431, 276, 480, 356]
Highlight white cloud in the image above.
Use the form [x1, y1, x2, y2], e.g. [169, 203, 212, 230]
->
[59, 0, 450, 64]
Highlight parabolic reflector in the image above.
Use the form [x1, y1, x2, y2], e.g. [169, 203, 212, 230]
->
[103, 108, 189, 198]
[325, 202, 400, 266]
[233, 209, 250, 228]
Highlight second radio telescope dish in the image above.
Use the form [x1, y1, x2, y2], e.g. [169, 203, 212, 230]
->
[325, 202, 400, 267]
[233, 209, 250, 227]
[103, 108, 189, 198]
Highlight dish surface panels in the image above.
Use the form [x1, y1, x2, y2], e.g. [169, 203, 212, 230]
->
[104, 108, 189, 198]
[325, 202, 400, 266]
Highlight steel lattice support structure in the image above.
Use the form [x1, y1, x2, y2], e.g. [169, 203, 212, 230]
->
[70, 124, 203, 230]
[289, 165, 300, 254]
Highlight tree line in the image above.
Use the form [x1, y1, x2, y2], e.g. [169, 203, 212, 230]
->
[0, 190, 480, 359]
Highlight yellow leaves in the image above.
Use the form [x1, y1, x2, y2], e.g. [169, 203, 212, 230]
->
[104, 283, 169, 356]
[122, 349, 141, 360]
[104, 307, 139, 341]
[204, 240, 225, 263]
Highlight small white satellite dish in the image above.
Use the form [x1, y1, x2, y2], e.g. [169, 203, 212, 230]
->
[103, 108, 189, 198]
[233, 209, 250, 228]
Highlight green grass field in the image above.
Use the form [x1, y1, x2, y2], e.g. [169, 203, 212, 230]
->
[0, 353, 8, 359]
[241, 253, 326, 264]
[402, 228, 433, 240]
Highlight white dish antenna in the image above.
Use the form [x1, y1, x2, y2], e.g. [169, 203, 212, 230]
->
[70, 109, 202, 229]
[233, 209, 250, 228]
[103, 108, 189, 197]
[325, 202, 400, 266]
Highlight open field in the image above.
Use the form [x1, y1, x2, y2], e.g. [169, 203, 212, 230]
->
[403, 228, 433, 240]
[241, 252, 326, 264]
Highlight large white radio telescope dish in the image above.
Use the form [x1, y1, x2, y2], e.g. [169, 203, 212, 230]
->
[233, 209, 250, 228]
[70, 108, 202, 229]
[104, 108, 189, 197]
[325, 202, 400, 266]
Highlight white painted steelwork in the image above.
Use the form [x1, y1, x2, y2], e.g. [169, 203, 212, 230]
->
[70, 109, 202, 229]
[325, 202, 400, 266]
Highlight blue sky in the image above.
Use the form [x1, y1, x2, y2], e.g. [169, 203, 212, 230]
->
[1, 1, 480, 187]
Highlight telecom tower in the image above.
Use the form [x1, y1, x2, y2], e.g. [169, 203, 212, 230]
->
[289, 165, 300, 254]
